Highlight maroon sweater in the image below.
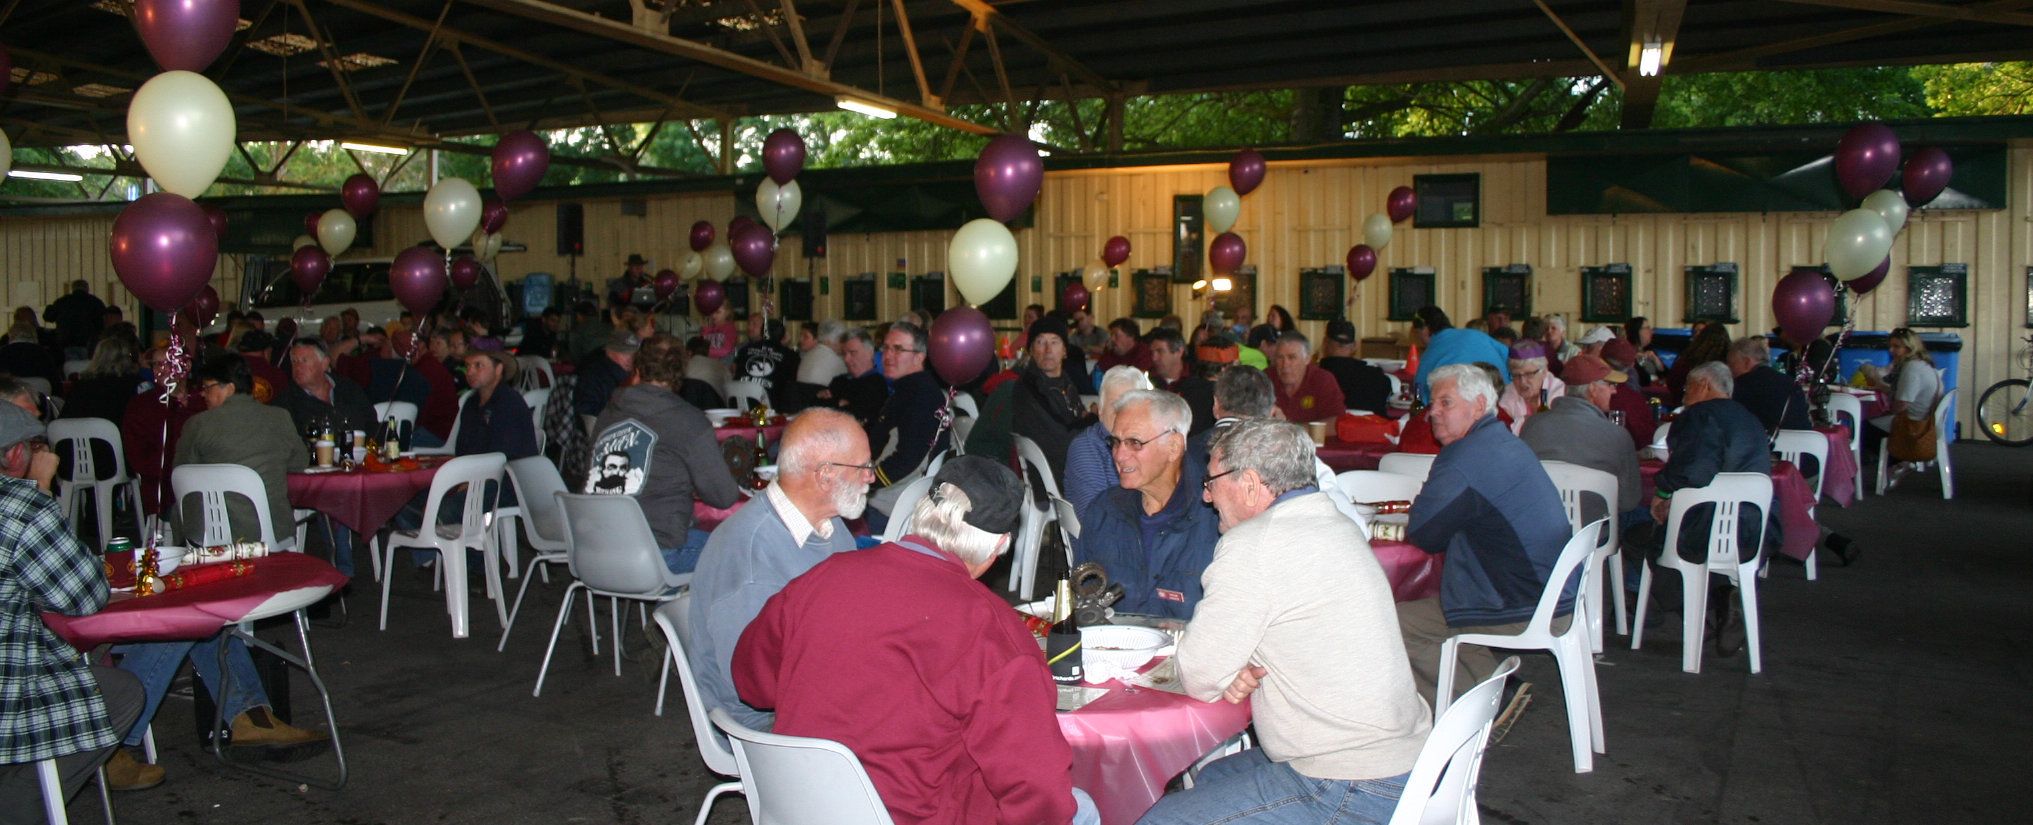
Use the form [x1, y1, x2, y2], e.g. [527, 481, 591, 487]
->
[1275, 364, 1347, 423]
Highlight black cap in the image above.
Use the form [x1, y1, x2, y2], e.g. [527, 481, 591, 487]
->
[1026, 316, 1069, 348]
[931, 455, 1024, 535]
[1325, 319, 1356, 343]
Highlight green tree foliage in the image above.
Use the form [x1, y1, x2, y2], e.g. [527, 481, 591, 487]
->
[1914, 62, 2033, 116]
[1650, 68, 1931, 128]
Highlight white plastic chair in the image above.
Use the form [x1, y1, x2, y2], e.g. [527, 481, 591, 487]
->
[521, 388, 551, 455]
[534, 494, 691, 706]
[412, 391, 471, 457]
[377, 452, 508, 639]
[711, 707, 896, 825]
[1335, 470, 1423, 503]
[1377, 452, 1436, 481]
[371, 400, 419, 447]
[1631, 472, 1772, 674]
[47, 417, 143, 544]
[1438, 519, 1607, 774]
[951, 392, 980, 419]
[653, 596, 746, 825]
[496, 456, 577, 652]
[725, 379, 770, 410]
[877, 475, 939, 544]
[516, 355, 555, 390]
[1772, 429, 1828, 581]
[1540, 461, 1626, 651]
[1009, 435, 1064, 601]
[1386, 657, 1521, 825]
[170, 464, 293, 551]
[34, 756, 115, 825]
[61, 358, 89, 380]
[1050, 494, 1081, 548]
[1821, 391, 1865, 501]
[1874, 391, 1954, 499]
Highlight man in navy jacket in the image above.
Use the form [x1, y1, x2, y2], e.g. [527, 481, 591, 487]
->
[1074, 390, 1219, 619]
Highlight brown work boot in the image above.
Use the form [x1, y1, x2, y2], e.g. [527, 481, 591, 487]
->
[104, 749, 165, 792]
[229, 707, 329, 750]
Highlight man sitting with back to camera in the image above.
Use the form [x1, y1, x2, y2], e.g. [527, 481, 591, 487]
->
[586, 335, 744, 574]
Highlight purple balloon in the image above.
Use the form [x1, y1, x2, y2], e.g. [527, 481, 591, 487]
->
[480, 198, 509, 234]
[1387, 186, 1417, 224]
[689, 220, 716, 252]
[1229, 149, 1266, 197]
[762, 128, 806, 185]
[1835, 123, 1902, 201]
[731, 223, 776, 278]
[1102, 236, 1131, 268]
[929, 306, 994, 386]
[694, 280, 726, 316]
[182, 285, 220, 329]
[109, 193, 217, 313]
[201, 203, 228, 238]
[1209, 232, 1247, 275]
[1346, 244, 1377, 282]
[342, 174, 380, 219]
[1850, 256, 1891, 296]
[291, 246, 331, 296]
[304, 211, 322, 237]
[490, 130, 551, 201]
[449, 255, 484, 289]
[729, 215, 758, 237]
[1061, 281, 1090, 314]
[1773, 266, 1837, 346]
[1902, 146, 1953, 208]
[390, 246, 448, 317]
[975, 134, 1044, 223]
[654, 269, 680, 300]
[134, 0, 239, 73]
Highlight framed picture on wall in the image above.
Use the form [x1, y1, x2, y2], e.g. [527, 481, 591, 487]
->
[843, 276, 877, 321]
[1481, 264, 1532, 318]
[1298, 267, 1345, 321]
[1215, 266, 1256, 323]
[778, 279, 813, 321]
[1579, 264, 1632, 323]
[1132, 269, 1172, 318]
[1908, 264, 1968, 327]
[1683, 263, 1740, 324]
[910, 273, 947, 316]
[1173, 195, 1204, 283]
[1387, 267, 1435, 322]
[1413, 174, 1480, 229]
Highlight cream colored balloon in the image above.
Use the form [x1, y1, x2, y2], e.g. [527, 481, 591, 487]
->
[292, 234, 318, 250]
[1363, 213, 1393, 250]
[1082, 260, 1109, 291]
[316, 208, 357, 257]
[0, 128, 11, 179]
[1205, 185, 1241, 234]
[756, 179, 803, 233]
[1863, 188, 1909, 235]
[477, 232, 503, 261]
[702, 241, 736, 280]
[423, 177, 482, 251]
[680, 250, 704, 280]
[948, 218, 1019, 306]
[127, 71, 236, 198]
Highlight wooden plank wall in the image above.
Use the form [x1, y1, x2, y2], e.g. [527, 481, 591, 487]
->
[4, 145, 2027, 433]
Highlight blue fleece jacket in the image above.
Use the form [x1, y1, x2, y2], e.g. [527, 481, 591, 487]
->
[1073, 450, 1220, 619]
[1407, 415, 1573, 627]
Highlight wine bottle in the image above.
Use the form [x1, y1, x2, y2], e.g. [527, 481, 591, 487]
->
[1046, 576, 1083, 685]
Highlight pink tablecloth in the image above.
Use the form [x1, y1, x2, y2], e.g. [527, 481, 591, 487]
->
[693, 496, 752, 531]
[1640, 460, 1818, 562]
[1315, 439, 1394, 473]
[714, 421, 786, 444]
[286, 457, 447, 535]
[43, 553, 348, 649]
[1816, 426, 1859, 508]
[1060, 674, 1253, 825]
[1373, 539, 1444, 603]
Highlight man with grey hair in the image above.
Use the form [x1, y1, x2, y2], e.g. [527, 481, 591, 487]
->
[1398, 363, 1571, 727]
[1519, 354, 1644, 527]
[1199, 365, 1370, 535]
[823, 327, 887, 425]
[733, 455, 1100, 825]
[791, 320, 850, 411]
[1271, 331, 1344, 423]
[1726, 336, 1811, 431]
[685, 408, 867, 733]
[1062, 365, 1153, 513]
[1074, 389, 1220, 618]
[1145, 418, 1430, 823]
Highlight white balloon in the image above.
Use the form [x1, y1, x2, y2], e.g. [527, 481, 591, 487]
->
[756, 179, 802, 233]
[1082, 260, 1109, 291]
[948, 218, 1019, 306]
[0, 128, 11, 179]
[680, 250, 704, 280]
[477, 232, 503, 261]
[1204, 185, 1241, 234]
[1825, 208, 1894, 281]
[423, 177, 482, 251]
[127, 70, 235, 198]
[316, 208, 357, 257]
[1363, 213, 1393, 250]
[292, 234, 318, 251]
[1863, 188, 1909, 235]
[702, 241, 736, 280]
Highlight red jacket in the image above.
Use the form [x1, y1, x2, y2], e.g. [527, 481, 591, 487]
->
[1095, 341, 1152, 374]
[733, 539, 1077, 825]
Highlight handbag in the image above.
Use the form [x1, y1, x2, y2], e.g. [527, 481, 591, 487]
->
[1888, 410, 1937, 462]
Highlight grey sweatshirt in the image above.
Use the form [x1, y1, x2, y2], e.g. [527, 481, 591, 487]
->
[586, 384, 744, 549]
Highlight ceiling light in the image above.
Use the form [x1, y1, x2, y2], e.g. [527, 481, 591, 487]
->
[9, 170, 85, 182]
[836, 96, 897, 119]
[1639, 39, 1663, 77]
[340, 141, 409, 155]
[1191, 278, 1209, 291]
[1212, 277, 1233, 292]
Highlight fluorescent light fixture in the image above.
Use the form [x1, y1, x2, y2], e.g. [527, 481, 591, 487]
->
[340, 140, 409, 155]
[1212, 276, 1233, 292]
[1639, 39, 1663, 77]
[836, 96, 897, 119]
[7, 169, 84, 181]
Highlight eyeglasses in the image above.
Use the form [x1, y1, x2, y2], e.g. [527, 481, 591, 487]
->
[882, 344, 922, 355]
[1106, 432, 1172, 452]
[826, 461, 877, 475]
[1201, 468, 1236, 492]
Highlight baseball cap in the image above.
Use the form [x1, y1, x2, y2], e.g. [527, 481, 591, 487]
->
[1602, 338, 1638, 367]
[1325, 319, 1356, 344]
[1562, 354, 1627, 385]
[930, 455, 1024, 535]
[1579, 325, 1618, 345]
[606, 329, 642, 354]
[0, 403, 45, 451]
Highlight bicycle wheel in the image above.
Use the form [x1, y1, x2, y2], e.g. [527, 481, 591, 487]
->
[1977, 378, 2033, 446]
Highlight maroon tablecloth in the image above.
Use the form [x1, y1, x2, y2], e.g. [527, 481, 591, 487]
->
[693, 496, 752, 531]
[1372, 539, 1444, 603]
[286, 457, 447, 535]
[1315, 439, 1394, 473]
[43, 553, 348, 649]
[1060, 674, 1252, 825]
[1639, 460, 1817, 562]
[714, 421, 786, 444]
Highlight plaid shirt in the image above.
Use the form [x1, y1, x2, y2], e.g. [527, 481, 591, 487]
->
[0, 475, 115, 765]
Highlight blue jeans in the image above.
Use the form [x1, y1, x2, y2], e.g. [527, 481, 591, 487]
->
[661, 528, 713, 575]
[1072, 787, 1100, 825]
[113, 634, 270, 747]
[1137, 750, 1407, 825]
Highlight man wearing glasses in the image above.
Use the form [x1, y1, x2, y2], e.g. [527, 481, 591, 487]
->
[1072, 389, 1219, 619]
[686, 409, 868, 732]
[864, 322, 950, 528]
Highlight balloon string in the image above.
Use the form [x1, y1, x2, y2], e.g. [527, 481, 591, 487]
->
[932, 386, 956, 453]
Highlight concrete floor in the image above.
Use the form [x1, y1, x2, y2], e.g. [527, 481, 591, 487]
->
[71, 441, 2033, 825]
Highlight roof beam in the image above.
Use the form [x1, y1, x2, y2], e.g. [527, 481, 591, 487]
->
[1620, 0, 1687, 130]
[460, 0, 998, 135]
[1772, 0, 2033, 26]
[1533, 0, 1624, 91]
[947, 0, 1111, 91]
[1680, 0, 2033, 72]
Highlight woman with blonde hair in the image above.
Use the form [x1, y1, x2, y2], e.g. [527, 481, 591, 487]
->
[1867, 328, 1943, 486]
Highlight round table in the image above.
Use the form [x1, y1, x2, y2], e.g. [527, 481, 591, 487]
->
[43, 552, 348, 649]
[1315, 439, 1395, 473]
[286, 457, 448, 536]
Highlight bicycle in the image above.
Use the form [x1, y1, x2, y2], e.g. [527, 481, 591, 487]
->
[1976, 334, 2033, 445]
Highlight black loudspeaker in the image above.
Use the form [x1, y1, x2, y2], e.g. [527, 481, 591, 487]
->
[556, 202, 584, 257]
[802, 209, 828, 259]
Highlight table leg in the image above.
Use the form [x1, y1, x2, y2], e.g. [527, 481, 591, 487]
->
[208, 612, 348, 790]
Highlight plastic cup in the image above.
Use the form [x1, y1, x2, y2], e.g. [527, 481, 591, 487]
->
[315, 440, 336, 467]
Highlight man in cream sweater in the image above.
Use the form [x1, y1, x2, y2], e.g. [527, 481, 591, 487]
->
[1141, 418, 1431, 824]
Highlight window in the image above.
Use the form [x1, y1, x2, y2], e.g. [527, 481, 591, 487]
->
[1215, 266, 1256, 324]
[1413, 174, 1480, 228]
[1683, 263, 1740, 324]
[909, 273, 947, 317]
[1907, 264, 1968, 328]
[1482, 265, 1531, 318]
[843, 276, 877, 321]
[1579, 264, 1631, 323]
[778, 279, 813, 322]
[1387, 267, 1435, 322]
[1054, 271, 1083, 315]
[726, 277, 751, 319]
[979, 275, 1018, 319]
[1173, 195, 1204, 283]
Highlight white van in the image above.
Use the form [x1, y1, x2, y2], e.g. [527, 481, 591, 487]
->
[240, 247, 516, 333]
